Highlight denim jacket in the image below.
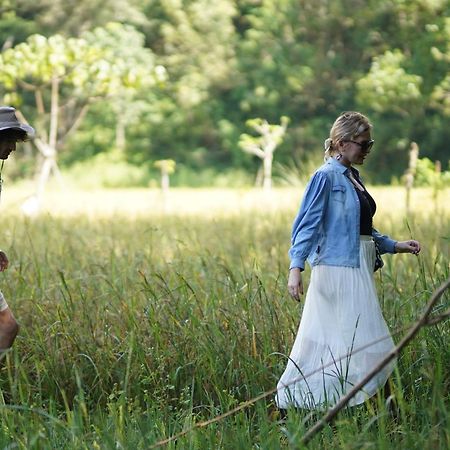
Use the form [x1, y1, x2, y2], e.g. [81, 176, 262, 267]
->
[289, 157, 397, 270]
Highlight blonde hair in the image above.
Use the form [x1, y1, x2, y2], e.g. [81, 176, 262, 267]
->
[324, 111, 372, 160]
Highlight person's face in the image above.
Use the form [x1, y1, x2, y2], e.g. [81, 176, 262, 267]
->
[338, 130, 373, 166]
[0, 139, 17, 160]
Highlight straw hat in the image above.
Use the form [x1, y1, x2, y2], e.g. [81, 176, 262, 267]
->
[0, 106, 35, 139]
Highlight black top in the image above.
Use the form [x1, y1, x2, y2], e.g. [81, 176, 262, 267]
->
[350, 169, 376, 235]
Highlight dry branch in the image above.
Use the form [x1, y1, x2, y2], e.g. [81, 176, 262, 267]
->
[300, 277, 450, 445]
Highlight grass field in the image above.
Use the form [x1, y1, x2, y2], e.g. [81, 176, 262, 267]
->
[0, 186, 448, 449]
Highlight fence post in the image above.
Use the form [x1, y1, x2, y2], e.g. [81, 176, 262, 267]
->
[405, 142, 419, 215]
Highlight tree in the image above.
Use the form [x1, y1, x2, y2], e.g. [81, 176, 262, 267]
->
[0, 24, 160, 209]
[0, 33, 100, 204]
[239, 116, 289, 190]
[353, 0, 450, 181]
[136, 0, 239, 167]
[83, 23, 165, 153]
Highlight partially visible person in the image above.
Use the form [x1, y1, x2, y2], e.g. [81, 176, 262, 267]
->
[0, 106, 35, 353]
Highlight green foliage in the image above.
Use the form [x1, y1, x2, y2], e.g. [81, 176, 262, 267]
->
[414, 157, 450, 188]
[429, 18, 450, 115]
[7, 0, 149, 37]
[0, 33, 98, 90]
[154, 158, 176, 174]
[83, 22, 161, 97]
[1, 0, 450, 185]
[170, 165, 253, 187]
[0, 23, 159, 103]
[64, 149, 150, 188]
[0, 6, 38, 46]
[357, 50, 422, 114]
[431, 74, 450, 115]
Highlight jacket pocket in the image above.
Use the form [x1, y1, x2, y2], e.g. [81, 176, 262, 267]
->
[331, 184, 346, 203]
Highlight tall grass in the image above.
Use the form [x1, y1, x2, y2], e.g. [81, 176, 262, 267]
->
[0, 187, 448, 449]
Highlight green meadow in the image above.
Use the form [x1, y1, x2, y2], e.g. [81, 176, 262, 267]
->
[0, 186, 448, 449]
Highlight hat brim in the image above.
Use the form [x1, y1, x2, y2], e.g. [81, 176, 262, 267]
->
[0, 122, 35, 140]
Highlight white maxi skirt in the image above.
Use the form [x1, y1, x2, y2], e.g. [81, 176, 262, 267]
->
[276, 236, 396, 409]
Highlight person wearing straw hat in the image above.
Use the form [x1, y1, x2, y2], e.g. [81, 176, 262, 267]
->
[0, 106, 35, 353]
[276, 111, 421, 411]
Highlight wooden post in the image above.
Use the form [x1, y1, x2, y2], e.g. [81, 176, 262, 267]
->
[433, 160, 441, 213]
[154, 159, 176, 213]
[405, 142, 419, 215]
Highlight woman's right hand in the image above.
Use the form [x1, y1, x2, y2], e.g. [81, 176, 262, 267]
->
[288, 268, 303, 302]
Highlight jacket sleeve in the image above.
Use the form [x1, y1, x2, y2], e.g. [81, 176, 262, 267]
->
[289, 171, 330, 270]
[372, 228, 397, 254]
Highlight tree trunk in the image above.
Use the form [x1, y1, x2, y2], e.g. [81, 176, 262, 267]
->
[263, 153, 273, 191]
[49, 76, 59, 150]
[255, 165, 263, 187]
[32, 76, 62, 210]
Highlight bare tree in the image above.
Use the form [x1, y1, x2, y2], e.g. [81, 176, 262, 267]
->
[239, 116, 289, 191]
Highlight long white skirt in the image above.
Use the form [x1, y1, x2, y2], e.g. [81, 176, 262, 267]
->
[276, 236, 396, 409]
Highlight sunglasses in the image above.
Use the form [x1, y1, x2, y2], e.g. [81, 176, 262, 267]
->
[346, 139, 374, 152]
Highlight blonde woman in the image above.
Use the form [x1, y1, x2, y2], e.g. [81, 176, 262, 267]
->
[276, 111, 420, 411]
[0, 107, 35, 353]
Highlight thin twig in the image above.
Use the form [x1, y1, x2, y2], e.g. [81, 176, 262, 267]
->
[424, 308, 450, 325]
[57, 103, 89, 147]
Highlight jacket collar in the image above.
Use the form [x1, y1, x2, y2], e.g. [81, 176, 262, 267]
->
[326, 157, 360, 177]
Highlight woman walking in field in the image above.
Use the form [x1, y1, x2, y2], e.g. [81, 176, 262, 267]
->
[276, 111, 420, 410]
[0, 107, 34, 354]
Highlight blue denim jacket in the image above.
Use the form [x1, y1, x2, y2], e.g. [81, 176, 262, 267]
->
[289, 157, 397, 270]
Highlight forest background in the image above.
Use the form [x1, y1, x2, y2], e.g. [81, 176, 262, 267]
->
[0, 0, 449, 189]
[0, 2, 449, 448]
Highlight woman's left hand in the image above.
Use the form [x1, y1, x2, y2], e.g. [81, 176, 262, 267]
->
[395, 240, 421, 255]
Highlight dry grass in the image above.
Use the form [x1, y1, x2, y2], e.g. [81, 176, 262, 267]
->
[0, 184, 447, 449]
[1, 184, 448, 218]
